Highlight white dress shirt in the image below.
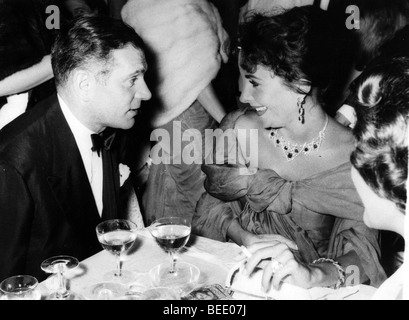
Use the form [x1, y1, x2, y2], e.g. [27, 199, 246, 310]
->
[58, 95, 104, 217]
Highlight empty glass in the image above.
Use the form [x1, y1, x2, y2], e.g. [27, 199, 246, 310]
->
[0, 275, 41, 300]
[41, 255, 84, 300]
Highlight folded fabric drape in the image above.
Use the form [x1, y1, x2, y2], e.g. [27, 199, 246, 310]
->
[192, 109, 387, 287]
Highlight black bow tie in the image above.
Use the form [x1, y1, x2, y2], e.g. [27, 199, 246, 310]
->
[91, 129, 116, 157]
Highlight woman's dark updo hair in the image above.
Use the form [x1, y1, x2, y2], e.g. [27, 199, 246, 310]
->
[238, 5, 339, 107]
[351, 57, 409, 213]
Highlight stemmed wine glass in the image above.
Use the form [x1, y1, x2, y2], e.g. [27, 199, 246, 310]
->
[84, 219, 138, 300]
[148, 217, 200, 293]
[96, 219, 138, 283]
[41, 255, 84, 300]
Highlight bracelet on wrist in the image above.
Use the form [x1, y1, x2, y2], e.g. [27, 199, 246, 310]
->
[312, 258, 346, 290]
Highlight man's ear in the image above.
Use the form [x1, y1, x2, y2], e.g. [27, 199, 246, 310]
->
[72, 69, 93, 102]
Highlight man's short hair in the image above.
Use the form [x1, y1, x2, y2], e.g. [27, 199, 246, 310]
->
[51, 15, 146, 87]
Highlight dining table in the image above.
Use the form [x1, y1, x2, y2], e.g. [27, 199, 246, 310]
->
[37, 228, 377, 301]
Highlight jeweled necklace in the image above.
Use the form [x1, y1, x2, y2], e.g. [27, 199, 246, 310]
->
[270, 114, 329, 161]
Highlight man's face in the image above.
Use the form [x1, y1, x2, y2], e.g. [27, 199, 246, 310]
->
[64, 0, 94, 17]
[90, 44, 151, 132]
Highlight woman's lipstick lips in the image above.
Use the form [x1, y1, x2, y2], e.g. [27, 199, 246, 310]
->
[255, 106, 267, 116]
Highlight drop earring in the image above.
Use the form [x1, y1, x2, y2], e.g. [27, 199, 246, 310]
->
[298, 96, 306, 124]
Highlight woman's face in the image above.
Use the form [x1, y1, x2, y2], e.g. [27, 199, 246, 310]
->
[351, 166, 404, 234]
[238, 57, 300, 129]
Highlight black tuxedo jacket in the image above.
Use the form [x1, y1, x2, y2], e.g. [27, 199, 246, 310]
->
[0, 94, 127, 281]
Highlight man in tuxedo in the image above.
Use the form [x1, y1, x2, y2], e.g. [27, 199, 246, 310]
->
[0, 16, 151, 281]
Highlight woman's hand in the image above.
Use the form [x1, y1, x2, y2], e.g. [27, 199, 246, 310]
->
[242, 241, 324, 291]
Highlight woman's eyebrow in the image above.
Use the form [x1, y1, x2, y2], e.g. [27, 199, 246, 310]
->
[245, 74, 260, 80]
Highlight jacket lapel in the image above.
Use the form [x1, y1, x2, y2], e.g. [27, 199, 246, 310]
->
[45, 96, 102, 227]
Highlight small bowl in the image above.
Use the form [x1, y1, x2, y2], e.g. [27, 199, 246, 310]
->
[0, 275, 41, 300]
[84, 282, 128, 300]
[149, 262, 200, 296]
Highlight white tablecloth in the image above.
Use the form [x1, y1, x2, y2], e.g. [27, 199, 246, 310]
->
[38, 229, 376, 300]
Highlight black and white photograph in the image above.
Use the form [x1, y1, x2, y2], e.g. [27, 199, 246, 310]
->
[0, 0, 408, 304]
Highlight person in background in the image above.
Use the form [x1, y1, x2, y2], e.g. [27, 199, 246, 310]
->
[60, 0, 108, 19]
[239, 0, 331, 20]
[0, 0, 58, 129]
[193, 6, 386, 290]
[334, 0, 409, 129]
[0, 0, 109, 131]
[0, 15, 151, 282]
[209, 0, 248, 114]
[377, 25, 409, 62]
[106, 0, 127, 19]
[121, 0, 230, 225]
[332, 1, 409, 276]
[349, 57, 408, 299]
